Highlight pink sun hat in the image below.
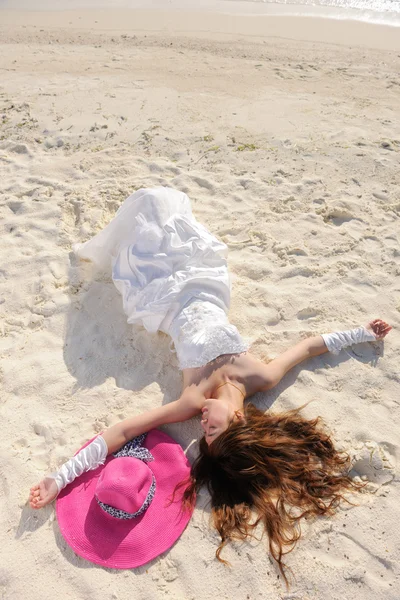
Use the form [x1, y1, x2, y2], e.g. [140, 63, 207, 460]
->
[56, 430, 193, 568]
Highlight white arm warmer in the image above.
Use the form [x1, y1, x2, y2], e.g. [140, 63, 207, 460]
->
[321, 327, 376, 355]
[51, 435, 108, 493]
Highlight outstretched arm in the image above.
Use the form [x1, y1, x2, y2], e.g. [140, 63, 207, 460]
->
[259, 319, 391, 391]
[102, 399, 197, 452]
[29, 398, 199, 509]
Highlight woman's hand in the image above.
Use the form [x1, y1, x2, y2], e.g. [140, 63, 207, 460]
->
[365, 319, 392, 340]
[29, 477, 59, 509]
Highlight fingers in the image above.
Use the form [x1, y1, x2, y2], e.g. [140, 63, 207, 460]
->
[29, 493, 41, 509]
[29, 487, 40, 503]
[371, 319, 386, 327]
[29, 498, 45, 509]
[370, 319, 391, 336]
[29, 494, 48, 509]
[29, 483, 44, 509]
[375, 323, 390, 335]
[33, 498, 46, 509]
[370, 319, 392, 339]
[379, 325, 392, 338]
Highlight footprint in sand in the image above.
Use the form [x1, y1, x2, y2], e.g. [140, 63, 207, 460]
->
[7, 201, 23, 214]
[191, 176, 215, 193]
[317, 200, 362, 227]
[265, 308, 280, 326]
[8, 143, 31, 155]
[322, 208, 358, 226]
[351, 441, 395, 487]
[286, 247, 308, 256]
[31, 298, 57, 318]
[297, 307, 320, 320]
[24, 425, 50, 470]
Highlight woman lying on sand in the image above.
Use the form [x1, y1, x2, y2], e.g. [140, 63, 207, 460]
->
[29, 187, 391, 578]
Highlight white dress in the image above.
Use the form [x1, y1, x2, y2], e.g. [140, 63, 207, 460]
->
[74, 187, 248, 369]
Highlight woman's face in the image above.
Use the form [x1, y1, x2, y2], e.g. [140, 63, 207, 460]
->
[201, 398, 236, 445]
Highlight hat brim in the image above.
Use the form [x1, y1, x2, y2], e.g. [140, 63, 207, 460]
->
[56, 429, 193, 568]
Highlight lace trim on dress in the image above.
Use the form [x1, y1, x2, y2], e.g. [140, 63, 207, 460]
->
[172, 324, 249, 370]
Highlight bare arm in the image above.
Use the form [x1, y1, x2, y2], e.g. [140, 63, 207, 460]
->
[102, 399, 199, 453]
[259, 319, 391, 391]
[259, 335, 328, 391]
[29, 397, 200, 509]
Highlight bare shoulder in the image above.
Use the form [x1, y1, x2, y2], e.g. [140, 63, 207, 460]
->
[178, 385, 205, 415]
[225, 352, 274, 395]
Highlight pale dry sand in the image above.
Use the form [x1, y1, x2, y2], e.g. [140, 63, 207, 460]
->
[0, 8, 399, 600]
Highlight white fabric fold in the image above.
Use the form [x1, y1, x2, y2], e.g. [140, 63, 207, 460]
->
[51, 435, 108, 493]
[321, 327, 376, 355]
[74, 187, 247, 369]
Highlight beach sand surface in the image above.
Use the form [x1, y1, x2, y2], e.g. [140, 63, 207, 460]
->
[0, 8, 399, 600]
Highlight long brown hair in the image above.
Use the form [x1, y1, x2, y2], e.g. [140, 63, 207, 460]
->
[181, 403, 360, 584]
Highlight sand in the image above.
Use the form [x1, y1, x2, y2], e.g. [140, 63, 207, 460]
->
[0, 7, 399, 600]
